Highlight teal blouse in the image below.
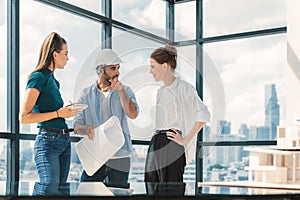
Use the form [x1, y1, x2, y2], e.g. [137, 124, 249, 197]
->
[26, 68, 67, 129]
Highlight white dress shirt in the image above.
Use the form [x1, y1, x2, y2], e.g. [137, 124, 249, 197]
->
[155, 77, 211, 162]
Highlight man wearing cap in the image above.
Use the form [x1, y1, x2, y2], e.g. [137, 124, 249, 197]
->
[73, 49, 139, 188]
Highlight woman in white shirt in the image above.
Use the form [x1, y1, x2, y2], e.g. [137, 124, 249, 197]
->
[144, 45, 211, 182]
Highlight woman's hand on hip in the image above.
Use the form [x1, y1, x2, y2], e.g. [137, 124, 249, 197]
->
[166, 128, 185, 146]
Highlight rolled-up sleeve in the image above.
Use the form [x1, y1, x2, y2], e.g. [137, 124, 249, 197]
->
[187, 85, 211, 123]
[73, 91, 86, 127]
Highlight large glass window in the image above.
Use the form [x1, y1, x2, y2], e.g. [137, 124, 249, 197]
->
[111, 29, 198, 183]
[62, 0, 103, 15]
[0, 139, 7, 195]
[0, 0, 7, 132]
[1, 0, 290, 196]
[177, 45, 197, 183]
[204, 34, 287, 141]
[203, 0, 286, 37]
[176, 45, 196, 86]
[203, 146, 249, 182]
[112, 0, 166, 37]
[19, 140, 82, 183]
[19, 141, 37, 182]
[129, 145, 148, 182]
[175, 1, 196, 41]
[19, 0, 103, 193]
[19, 0, 102, 134]
[112, 28, 161, 142]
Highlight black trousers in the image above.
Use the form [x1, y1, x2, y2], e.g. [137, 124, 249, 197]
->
[144, 130, 186, 182]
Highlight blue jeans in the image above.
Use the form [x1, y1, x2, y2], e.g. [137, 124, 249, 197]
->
[81, 157, 130, 188]
[33, 131, 71, 196]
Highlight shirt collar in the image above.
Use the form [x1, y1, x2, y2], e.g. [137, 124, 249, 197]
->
[167, 76, 180, 89]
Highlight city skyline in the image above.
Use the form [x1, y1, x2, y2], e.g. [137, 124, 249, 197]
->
[206, 83, 281, 140]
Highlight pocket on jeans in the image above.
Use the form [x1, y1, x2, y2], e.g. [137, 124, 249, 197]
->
[41, 132, 59, 142]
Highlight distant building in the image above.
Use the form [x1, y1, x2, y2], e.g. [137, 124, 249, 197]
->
[213, 135, 240, 165]
[238, 123, 249, 139]
[256, 126, 270, 140]
[218, 120, 231, 135]
[264, 84, 280, 140]
[249, 125, 270, 141]
[248, 125, 257, 140]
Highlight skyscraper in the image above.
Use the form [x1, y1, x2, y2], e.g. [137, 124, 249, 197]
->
[264, 84, 280, 140]
[218, 120, 231, 135]
[238, 123, 249, 139]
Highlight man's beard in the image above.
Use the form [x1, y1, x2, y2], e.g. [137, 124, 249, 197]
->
[103, 71, 118, 86]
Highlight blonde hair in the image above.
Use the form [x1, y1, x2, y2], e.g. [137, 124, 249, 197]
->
[28, 32, 67, 78]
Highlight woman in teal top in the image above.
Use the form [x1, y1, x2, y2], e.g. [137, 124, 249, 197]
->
[19, 32, 83, 196]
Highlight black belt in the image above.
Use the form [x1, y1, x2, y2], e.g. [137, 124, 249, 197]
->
[156, 129, 182, 135]
[39, 127, 74, 135]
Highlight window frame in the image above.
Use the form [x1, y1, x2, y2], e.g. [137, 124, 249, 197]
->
[1, 0, 287, 196]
